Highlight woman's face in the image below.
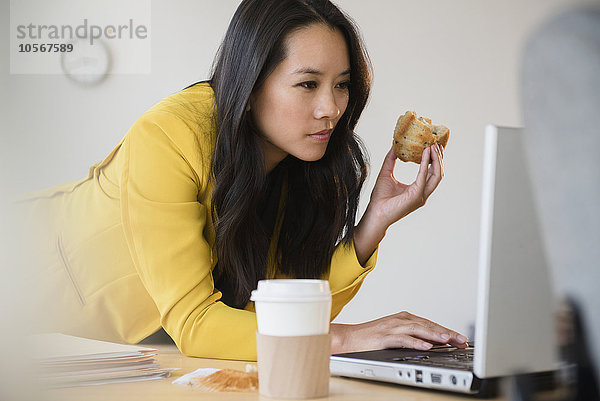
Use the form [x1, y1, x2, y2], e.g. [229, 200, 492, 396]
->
[249, 24, 351, 172]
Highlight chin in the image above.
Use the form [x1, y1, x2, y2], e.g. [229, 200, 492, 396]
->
[296, 149, 327, 163]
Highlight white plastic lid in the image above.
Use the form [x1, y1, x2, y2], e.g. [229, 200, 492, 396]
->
[250, 279, 331, 303]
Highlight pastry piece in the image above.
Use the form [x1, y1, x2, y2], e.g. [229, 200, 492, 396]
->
[393, 111, 450, 163]
[190, 369, 258, 392]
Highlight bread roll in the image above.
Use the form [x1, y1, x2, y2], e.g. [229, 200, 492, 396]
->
[190, 369, 258, 392]
[393, 111, 450, 163]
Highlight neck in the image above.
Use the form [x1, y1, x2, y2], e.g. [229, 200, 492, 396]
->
[260, 138, 288, 174]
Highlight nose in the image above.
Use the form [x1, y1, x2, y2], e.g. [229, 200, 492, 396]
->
[313, 89, 341, 121]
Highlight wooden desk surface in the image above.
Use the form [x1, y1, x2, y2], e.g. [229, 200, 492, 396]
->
[43, 344, 504, 401]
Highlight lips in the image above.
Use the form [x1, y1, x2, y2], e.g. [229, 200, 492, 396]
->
[308, 129, 332, 142]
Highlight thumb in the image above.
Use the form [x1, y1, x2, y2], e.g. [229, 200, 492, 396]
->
[378, 146, 397, 178]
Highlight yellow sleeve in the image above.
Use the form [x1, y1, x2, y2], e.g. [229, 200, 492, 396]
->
[120, 109, 258, 361]
[328, 241, 377, 320]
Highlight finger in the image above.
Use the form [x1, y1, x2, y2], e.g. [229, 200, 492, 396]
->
[401, 313, 468, 347]
[393, 334, 434, 351]
[435, 144, 444, 170]
[390, 321, 457, 347]
[423, 150, 441, 195]
[423, 145, 443, 197]
[412, 318, 451, 336]
[413, 318, 468, 345]
[415, 146, 430, 189]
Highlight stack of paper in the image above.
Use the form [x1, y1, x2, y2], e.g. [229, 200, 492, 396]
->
[27, 333, 175, 387]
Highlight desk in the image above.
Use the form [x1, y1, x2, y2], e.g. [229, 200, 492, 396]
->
[42, 344, 505, 401]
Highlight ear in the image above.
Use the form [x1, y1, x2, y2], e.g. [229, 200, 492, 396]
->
[246, 93, 254, 112]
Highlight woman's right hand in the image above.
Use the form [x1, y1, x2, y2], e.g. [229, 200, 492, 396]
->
[330, 311, 468, 354]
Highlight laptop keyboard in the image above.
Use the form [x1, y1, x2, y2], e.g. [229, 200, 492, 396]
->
[384, 345, 475, 371]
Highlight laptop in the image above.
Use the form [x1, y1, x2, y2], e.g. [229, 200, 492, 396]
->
[330, 125, 558, 394]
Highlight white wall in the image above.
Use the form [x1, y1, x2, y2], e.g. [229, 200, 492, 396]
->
[3, 0, 593, 337]
[331, 0, 592, 335]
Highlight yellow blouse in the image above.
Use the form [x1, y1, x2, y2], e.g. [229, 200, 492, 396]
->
[19, 82, 377, 360]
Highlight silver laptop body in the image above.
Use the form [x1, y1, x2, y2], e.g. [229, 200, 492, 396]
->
[330, 125, 558, 394]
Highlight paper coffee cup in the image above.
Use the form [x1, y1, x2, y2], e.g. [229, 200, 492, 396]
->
[250, 279, 332, 336]
[252, 280, 332, 399]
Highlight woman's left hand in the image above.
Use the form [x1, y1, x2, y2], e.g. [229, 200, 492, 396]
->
[353, 144, 444, 265]
[330, 311, 468, 355]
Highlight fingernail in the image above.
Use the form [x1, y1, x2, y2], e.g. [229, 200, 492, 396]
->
[458, 335, 468, 343]
[441, 334, 450, 342]
[421, 342, 433, 350]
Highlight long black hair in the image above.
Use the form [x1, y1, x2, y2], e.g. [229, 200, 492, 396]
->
[208, 0, 372, 308]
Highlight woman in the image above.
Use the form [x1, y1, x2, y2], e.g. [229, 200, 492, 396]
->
[19, 0, 467, 360]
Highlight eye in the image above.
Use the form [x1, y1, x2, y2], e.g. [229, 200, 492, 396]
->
[336, 80, 351, 90]
[298, 81, 317, 89]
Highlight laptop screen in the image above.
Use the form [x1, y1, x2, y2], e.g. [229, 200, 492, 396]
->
[474, 125, 557, 378]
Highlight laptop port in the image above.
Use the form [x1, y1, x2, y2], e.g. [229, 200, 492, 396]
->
[416, 370, 423, 383]
[431, 374, 442, 384]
